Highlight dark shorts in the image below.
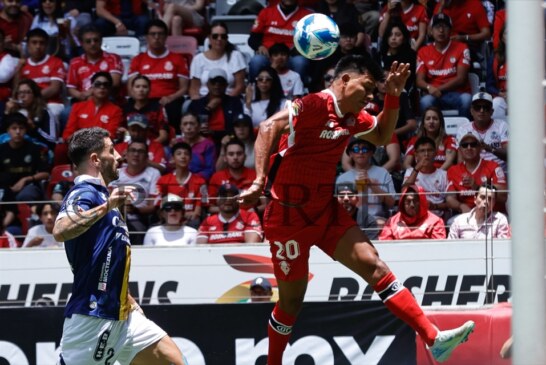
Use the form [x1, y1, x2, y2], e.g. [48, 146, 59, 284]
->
[263, 198, 356, 281]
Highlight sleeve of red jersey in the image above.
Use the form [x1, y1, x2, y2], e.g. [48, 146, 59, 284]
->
[491, 163, 507, 185]
[458, 44, 472, 68]
[109, 53, 123, 75]
[66, 59, 78, 89]
[208, 174, 221, 202]
[416, 48, 427, 74]
[353, 109, 378, 138]
[52, 57, 67, 82]
[446, 167, 458, 192]
[62, 102, 80, 140]
[472, 1, 490, 28]
[128, 54, 141, 79]
[251, 8, 267, 33]
[244, 211, 263, 238]
[176, 53, 189, 78]
[445, 135, 457, 152]
[196, 218, 211, 240]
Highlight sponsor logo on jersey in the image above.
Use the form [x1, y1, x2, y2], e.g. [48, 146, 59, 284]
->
[280, 260, 291, 275]
[319, 128, 350, 140]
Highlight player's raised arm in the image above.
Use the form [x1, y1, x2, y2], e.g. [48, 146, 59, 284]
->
[238, 109, 290, 205]
[365, 62, 411, 146]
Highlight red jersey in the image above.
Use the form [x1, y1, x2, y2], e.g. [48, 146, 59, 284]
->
[0, 11, 32, 44]
[20, 55, 66, 103]
[104, 0, 145, 16]
[63, 99, 123, 140]
[380, 3, 428, 40]
[67, 52, 123, 91]
[433, 0, 489, 36]
[405, 135, 456, 169]
[270, 90, 376, 209]
[209, 167, 257, 198]
[417, 41, 471, 93]
[251, 4, 312, 49]
[156, 172, 207, 212]
[447, 159, 506, 207]
[129, 50, 189, 99]
[123, 102, 169, 141]
[115, 138, 167, 168]
[492, 9, 506, 49]
[492, 57, 507, 93]
[197, 210, 263, 244]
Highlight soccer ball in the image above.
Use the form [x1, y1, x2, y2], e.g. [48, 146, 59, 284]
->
[293, 13, 340, 60]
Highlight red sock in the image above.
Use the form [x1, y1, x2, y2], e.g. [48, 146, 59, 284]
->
[268, 303, 297, 365]
[373, 272, 438, 346]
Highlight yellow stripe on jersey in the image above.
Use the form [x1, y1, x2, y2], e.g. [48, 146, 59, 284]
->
[118, 245, 132, 320]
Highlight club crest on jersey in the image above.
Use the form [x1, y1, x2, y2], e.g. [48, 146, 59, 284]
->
[42, 65, 50, 74]
[292, 99, 303, 115]
[100, 61, 108, 71]
[164, 61, 173, 71]
[280, 260, 291, 275]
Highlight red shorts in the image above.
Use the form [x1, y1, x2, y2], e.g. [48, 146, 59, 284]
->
[263, 198, 357, 281]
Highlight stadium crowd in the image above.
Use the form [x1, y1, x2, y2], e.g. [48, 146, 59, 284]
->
[0, 0, 514, 248]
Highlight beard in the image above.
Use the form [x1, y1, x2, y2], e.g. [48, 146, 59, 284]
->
[101, 159, 119, 184]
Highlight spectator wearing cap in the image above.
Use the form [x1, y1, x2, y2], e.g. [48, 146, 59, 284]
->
[433, 0, 491, 63]
[336, 183, 380, 240]
[402, 136, 449, 219]
[416, 13, 472, 118]
[111, 138, 160, 245]
[268, 43, 304, 100]
[446, 129, 507, 217]
[336, 138, 396, 227]
[378, 0, 428, 50]
[189, 20, 247, 100]
[456, 92, 508, 174]
[128, 19, 189, 132]
[244, 66, 286, 129]
[216, 114, 256, 171]
[249, 276, 273, 303]
[124, 75, 170, 146]
[115, 113, 167, 174]
[310, 22, 370, 93]
[143, 194, 198, 246]
[23, 203, 62, 248]
[448, 183, 510, 239]
[156, 142, 207, 229]
[379, 185, 446, 240]
[188, 67, 244, 147]
[196, 183, 263, 244]
[176, 111, 216, 181]
[247, 0, 312, 84]
[208, 138, 257, 213]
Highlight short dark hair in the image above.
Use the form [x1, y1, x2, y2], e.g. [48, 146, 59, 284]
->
[4, 112, 28, 129]
[269, 42, 290, 56]
[78, 24, 101, 41]
[414, 136, 436, 151]
[476, 182, 497, 197]
[91, 71, 113, 85]
[128, 138, 148, 153]
[131, 74, 151, 87]
[26, 28, 49, 42]
[145, 19, 168, 35]
[225, 138, 245, 151]
[36, 202, 60, 217]
[171, 141, 192, 155]
[68, 127, 110, 167]
[334, 54, 383, 83]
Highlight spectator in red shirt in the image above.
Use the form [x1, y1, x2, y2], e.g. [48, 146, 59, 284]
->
[196, 183, 263, 244]
[56, 72, 123, 164]
[156, 141, 207, 228]
[208, 138, 257, 213]
[0, 0, 33, 54]
[19, 28, 66, 121]
[416, 13, 472, 118]
[446, 129, 507, 217]
[128, 19, 189, 133]
[378, 0, 428, 50]
[66, 25, 123, 102]
[247, 0, 312, 84]
[487, 24, 507, 121]
[379, 184, 446, 240]
[95, 0, 151, 37]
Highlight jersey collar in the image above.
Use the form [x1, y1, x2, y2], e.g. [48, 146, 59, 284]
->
[322, 89, 345, 118]
[147, 49, 170, 59]
[219, 211, 240, 223]
[27, 54, 50, 67]
[75, 174, 102, 186]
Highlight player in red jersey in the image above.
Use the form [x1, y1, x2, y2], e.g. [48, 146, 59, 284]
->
[239, 54, 475, 364]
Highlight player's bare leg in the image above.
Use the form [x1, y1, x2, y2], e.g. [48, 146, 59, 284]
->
[267, 277, 308, 365]
[131, 335, 187, 365]
[333, 226, 474, 362]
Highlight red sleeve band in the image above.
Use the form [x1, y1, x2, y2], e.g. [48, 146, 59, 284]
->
[384, 94, 400, 109]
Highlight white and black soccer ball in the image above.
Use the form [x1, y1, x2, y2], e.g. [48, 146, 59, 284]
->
[293, 13, 340, 61]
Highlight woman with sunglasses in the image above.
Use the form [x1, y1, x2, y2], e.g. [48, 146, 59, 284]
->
[55, 72, 123, 164]
[159, 0, 206, 36]
[403, 106, 456, 171]
[144, 194, 198, 246]
[30, 0, 77, 59]
[4, 79, 57, 151]
[244, 66, 286, 129]
[189, 21, 247, 100]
